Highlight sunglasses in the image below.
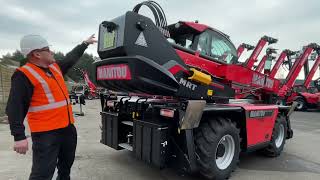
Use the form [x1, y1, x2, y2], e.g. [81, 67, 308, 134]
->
[36, 48, 51, 53]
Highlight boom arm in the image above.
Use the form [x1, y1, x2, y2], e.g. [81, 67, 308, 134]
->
[83, 71, 97, 91]
[256, 55, 268, 72]
[74, 67, 97, 91]
[244, 35, 278, 69]
[256, 48, 277, 73]
[237, 43, 254, 57]
[280, 44, 318, 95]
[268, 49, 296, 78]
[304, 52, 320, 88]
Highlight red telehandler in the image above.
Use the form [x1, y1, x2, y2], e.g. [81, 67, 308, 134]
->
[94, 1, 295, 180]
[276, 44, 320, 109]
[71, 68, 100, 100]
[285, 50, 320, 110]
[237, 43, 254, 58]
[82, 70, 99, 99]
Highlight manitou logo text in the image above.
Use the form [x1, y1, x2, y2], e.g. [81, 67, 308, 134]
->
[179, 78, 197, 90]
[249, 110, 273, 118]
[252, 73, 274, 89]
[97, 64, 131, 80]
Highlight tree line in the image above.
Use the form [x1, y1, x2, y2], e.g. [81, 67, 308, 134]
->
[1, 50, 98, 84]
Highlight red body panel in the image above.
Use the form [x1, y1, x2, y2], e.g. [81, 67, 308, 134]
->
[182, 22, 209, 32]
[269, 51, 287, 78]
[227, 103, 278, 146]
[287, 92, 319, 105]
[216, 65, 280, 92]
[301, 92, 319, 104]
[175, 49, 281, 94]
[304, 55, 320, 88]
[245, 39, 267, 69]
[256, 55, 267, 73]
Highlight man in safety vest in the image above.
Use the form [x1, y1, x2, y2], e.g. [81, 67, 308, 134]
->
[6, 34, 96, 180]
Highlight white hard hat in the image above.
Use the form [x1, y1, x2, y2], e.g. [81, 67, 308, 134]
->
[20, 35, 50, 56]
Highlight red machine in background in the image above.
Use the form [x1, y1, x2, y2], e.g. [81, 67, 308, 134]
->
[285, 49, 320, 110]
[277, 44, 319, 98]
[82, 70, 99, 99]
[72, 68, 99, 100]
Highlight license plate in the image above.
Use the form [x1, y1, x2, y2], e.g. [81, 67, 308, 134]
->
[97, 64, 132, 80]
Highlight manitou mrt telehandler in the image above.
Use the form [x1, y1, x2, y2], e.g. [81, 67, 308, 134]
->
[95, 1, 294, 179]
[237, 43, 254, 58]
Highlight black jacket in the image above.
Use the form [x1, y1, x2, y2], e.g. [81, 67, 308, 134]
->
[6, 43, 88, 141]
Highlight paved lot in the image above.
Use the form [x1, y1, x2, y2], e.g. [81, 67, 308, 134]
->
[1, 100, 320, 180]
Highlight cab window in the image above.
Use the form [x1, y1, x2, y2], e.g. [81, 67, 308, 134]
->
[209, 31, 238, 64]
[197, 31, 211, 56]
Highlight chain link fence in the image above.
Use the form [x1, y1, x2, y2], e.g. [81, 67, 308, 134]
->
[0, 64, 16, 116]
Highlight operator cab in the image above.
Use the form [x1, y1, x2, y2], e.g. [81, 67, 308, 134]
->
[314, 78, 320, 92]
[292, 85, 308, 93]
[168, 21, 239, 64]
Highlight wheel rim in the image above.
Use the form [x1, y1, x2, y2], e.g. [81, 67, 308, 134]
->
[275, 124, 285, 148]
[215, 134, 235, 170]
[296, 101, 303, 110]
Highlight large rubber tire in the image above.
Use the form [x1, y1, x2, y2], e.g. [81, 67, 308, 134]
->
[195, 117, 240, 180]
[295, 97, 306, 111]
[261, 115, 287, 157]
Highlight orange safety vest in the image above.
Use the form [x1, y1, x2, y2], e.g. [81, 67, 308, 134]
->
[17, 62, 74, 132]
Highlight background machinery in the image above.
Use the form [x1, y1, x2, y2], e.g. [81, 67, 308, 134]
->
[95, 1, 294, 179]
[284, 48, 320, 110]
[255, 47, 277, 73]
[237, 43, 254, 58]
[71, 68, 100, 100]
[267, 49, 297, 78]
[243, 35, 278, 70]
[277, 44, 320, 107]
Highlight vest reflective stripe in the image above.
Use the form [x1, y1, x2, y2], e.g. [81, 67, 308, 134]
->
[28, 100, 67, 112]
[49, 64, 62, 76]
[23, 65, 55, 103]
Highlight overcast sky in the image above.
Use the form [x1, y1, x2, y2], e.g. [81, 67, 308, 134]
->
[0, 0, 319, 78]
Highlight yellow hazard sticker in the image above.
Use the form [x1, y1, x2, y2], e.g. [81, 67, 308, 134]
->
[207, 89, 213, 96]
